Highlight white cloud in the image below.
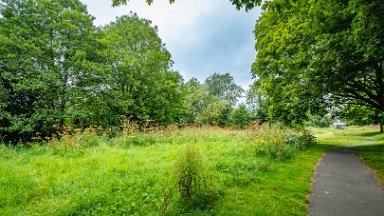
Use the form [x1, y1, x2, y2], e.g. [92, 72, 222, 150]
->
[80, 0, 261, 90]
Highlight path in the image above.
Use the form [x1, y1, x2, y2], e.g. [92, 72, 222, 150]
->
[309, 136, 384, 216]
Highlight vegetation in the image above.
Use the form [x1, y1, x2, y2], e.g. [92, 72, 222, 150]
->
[250, 0, 384, 128]
[311, 126, 384, 184]
[0, 0, 382, 215]
[306, 115, 332, 128]
[0, 126, 323, 215]
[347, 127, 384, 184]
[0, 0, 253, 144]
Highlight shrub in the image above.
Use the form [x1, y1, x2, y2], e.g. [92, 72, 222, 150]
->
[307, 115, 332, 128]
[254, 125, 316, 160]
[229, 104, 253, 129]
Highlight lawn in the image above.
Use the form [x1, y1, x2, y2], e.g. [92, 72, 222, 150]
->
[311, 126, 384, 185]
[346, 126, 384, 184]
[0, 126, 375, 215]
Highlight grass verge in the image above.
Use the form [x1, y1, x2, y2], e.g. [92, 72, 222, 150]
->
[345, 126, 384, 184]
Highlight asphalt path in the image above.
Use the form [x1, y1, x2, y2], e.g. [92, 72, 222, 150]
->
[309, 143, 384, 216]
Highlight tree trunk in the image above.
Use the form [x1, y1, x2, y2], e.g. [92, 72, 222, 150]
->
[380, 123, 383, 133]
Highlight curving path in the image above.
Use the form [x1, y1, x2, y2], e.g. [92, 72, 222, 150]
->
[309, 137, 384, 216]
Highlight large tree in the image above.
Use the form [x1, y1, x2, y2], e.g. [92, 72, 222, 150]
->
[0, 0, 97, 143]
[92, 14, 184, 128]
[252, 0, 384, 129]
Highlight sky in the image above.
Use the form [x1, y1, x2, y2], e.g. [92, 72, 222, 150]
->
[80, 0, 262, 90]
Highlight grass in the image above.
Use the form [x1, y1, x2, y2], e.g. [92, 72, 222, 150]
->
[344, 126, 384, 184]
[0, 126, 373, 215]
[310, 126, 384, 185]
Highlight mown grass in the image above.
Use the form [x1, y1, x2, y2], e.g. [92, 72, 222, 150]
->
[344, 126, 384, 184]
[310, 126, 384, 185]
[0, 126, 355, 215]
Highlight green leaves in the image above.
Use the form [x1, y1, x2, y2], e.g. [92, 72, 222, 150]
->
[93, 14, 184, 128]
[252, 0, 384, 125]
[0, 0, 98, 143]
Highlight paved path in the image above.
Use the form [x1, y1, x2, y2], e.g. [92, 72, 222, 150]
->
[309, 141, 384, 216]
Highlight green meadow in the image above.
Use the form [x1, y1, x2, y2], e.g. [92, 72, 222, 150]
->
[0, 126, 382, 215]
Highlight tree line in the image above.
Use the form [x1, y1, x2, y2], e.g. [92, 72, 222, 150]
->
[0, 0, 263, 144]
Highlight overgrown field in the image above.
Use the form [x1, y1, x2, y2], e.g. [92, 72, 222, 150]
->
[0, 126, 367, 215]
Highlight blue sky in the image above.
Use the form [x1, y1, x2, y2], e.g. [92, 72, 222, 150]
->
[80, 0, 261, 90]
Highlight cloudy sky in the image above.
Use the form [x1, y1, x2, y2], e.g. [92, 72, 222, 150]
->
[80, 0, 261, 90]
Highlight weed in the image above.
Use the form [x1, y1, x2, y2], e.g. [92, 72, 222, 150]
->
[173, 145, 219, 212]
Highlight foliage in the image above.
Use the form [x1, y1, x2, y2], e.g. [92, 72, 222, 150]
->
[307, 115, 332, 128]
[183, 75, 241, 127]
[246, 82, 269, 123]
[82, 14, 184, 128]
[254, 125, 315, 160]
[195, 98, 232, 127]
[229, 104, 253, 129]
[0, 4, 186, 143]
[0, 0, 97, 143]
[252, 0, 384, 125]
[182, 78, 211, 125]
[204, 73, 243, 107]
[338, 104, 384, 128]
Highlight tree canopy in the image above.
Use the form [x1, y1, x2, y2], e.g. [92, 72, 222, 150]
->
[251, 0, 384, 125]
[0, 0, 97, 142]
[0, 1, 187, 143]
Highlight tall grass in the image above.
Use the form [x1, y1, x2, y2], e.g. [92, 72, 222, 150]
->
[1, 125, 320, 215]
[253, 125, 315, 160]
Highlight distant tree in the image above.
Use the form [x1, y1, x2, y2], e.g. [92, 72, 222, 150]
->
[339, 104, 384, 132]
[195, 98, 231, 127]
[183, 78, 210, 125]
[204, 73, 243, 106]
[246, 81, 268, 123]
[229, 104, 252, 129]
[306, 115, 332, 128]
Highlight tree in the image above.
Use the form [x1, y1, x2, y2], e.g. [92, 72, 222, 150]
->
[252, 0, 384, 129]
[195, 97, 231, 127]
[339, 104, 384, 132]
[183, 78, 209, 125]
[204, 73, 243, 106]
[229, 104, 252, 129]
[0, 0, 97, 143]
[93, 14, 184, 128]
[246, 82, 268, 123]
[111, 0, 262, 11]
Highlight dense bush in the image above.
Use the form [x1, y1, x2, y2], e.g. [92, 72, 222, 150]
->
[254, 125, 315, 160]
[306, 115, 332, 128]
